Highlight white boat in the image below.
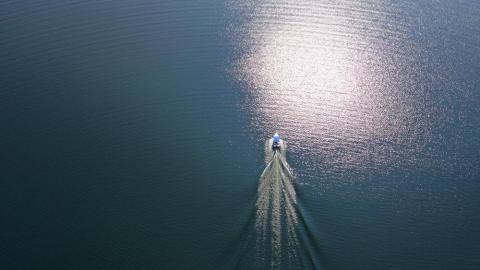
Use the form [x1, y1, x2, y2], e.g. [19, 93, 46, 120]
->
[272, 132, 281, 150]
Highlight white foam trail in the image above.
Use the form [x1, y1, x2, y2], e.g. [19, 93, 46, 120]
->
[251, 139, 305, 269]
[227, 139, 318, 269]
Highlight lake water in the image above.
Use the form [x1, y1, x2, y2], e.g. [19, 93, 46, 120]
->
[2, 1, 480, 269]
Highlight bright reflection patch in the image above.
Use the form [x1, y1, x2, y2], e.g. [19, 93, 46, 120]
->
[238, 32, 362, 127]
[230, 0, 419, 170]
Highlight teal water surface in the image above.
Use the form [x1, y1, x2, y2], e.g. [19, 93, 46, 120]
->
[1, 1, 480, 269]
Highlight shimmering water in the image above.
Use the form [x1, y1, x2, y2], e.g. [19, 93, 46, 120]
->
[2, 1, 480, 269]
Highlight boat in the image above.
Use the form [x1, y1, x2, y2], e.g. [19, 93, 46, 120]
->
[272, 132, 281, 150]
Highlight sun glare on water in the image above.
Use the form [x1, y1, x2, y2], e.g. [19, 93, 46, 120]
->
[231, 0, 421, 169]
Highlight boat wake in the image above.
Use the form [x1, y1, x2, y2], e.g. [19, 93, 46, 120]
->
[229, 138, 319, 269]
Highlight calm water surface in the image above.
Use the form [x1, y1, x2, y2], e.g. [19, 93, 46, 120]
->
[1, 1, 480, 269]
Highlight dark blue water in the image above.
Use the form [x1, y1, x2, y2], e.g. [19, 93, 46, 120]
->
[1, 1, 480, 269]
